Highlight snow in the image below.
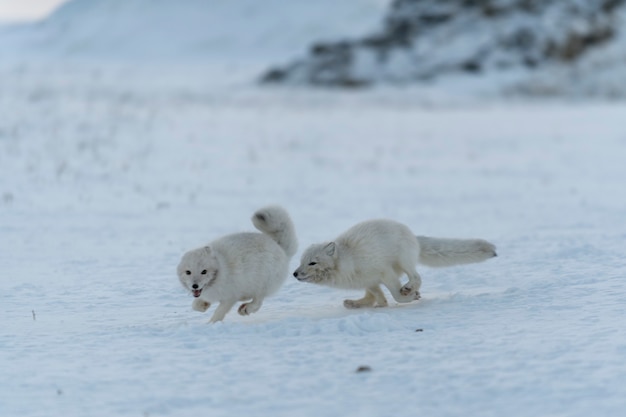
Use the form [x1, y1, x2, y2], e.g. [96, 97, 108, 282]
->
[0, 0, 67, 22]
[0, 0, 390, 81]
[2, 1, 626, 417]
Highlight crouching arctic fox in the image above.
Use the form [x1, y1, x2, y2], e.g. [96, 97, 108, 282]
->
[293, 219, 496, 309]
[177, 205, 297, 323]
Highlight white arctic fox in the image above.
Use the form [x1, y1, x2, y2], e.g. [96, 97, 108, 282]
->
[177, 205, 297, 323]
[293, 219, 496, 309]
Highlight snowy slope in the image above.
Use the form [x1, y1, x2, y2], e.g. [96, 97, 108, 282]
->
[0, 0, 390, 82]
[2, 65, 626, 417]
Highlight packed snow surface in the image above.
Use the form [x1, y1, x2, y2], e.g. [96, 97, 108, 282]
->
[2, 64, 626, 417]
[1, 1, 626, 417]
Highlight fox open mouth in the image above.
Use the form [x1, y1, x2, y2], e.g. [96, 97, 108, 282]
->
[192, 288, 202, 297]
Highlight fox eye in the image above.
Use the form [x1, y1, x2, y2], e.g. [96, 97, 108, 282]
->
[308, 262, 317, 266]
[185, 270, 191, 275]
[201, 270, 207, 275]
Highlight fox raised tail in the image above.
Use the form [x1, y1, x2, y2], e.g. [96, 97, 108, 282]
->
[252, 205, 298, 258]
[416, 236, 496, 268]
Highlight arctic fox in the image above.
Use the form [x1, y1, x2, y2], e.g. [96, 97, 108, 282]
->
[293, 219, 496, 309]
[177, 205, 297, 323]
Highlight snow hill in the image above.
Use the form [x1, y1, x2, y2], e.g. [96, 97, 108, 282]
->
[0, 0, 390, 78]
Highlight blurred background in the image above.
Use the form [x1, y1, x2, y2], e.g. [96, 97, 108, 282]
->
[1, 0, 625, 95]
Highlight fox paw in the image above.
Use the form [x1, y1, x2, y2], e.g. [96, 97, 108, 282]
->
[400, 284, 416, 297]
[238, 303, 250, 315]
[343, 299, 374, 309]
[192, 299, 210, 312]
[238, 302, 261, 316]
[414, 291, 421, 301]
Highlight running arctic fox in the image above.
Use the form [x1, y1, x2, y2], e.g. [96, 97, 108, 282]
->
[293, 219, 496, 309]
[177, 205, 297, 323]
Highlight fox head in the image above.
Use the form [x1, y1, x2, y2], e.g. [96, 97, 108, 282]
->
[177, 246, 219, 298]
[293, 242, 337, 284]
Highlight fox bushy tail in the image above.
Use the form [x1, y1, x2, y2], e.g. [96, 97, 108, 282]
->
[252, 205, 298, 258]
[416, 236, 497, 267]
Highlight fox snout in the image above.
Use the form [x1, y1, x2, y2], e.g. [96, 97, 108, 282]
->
[293, 268, 318, 283]
[293, 269, 307, 281]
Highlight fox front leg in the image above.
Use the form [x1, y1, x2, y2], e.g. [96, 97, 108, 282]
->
[344, 286, 388, 309]
[208, 300, 236, 323]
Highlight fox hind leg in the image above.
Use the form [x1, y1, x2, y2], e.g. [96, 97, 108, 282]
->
[400, 270, 422, 300]
[382, 274, 417, 304]
[238, 297, 263, 316]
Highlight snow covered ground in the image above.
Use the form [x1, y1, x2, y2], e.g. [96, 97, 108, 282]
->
[2, 1, 626, 417]
[3, 64, 626, 417]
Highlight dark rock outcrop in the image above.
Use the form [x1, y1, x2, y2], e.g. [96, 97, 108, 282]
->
[261, 0, 625, 87]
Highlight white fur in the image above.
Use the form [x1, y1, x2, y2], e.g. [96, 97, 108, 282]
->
[177, 205, 297, 323]
[293, 219, 496, 309]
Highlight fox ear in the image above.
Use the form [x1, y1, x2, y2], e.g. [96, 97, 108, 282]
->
[324, 242, 336, 257]
[203, 246, 212, 255]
